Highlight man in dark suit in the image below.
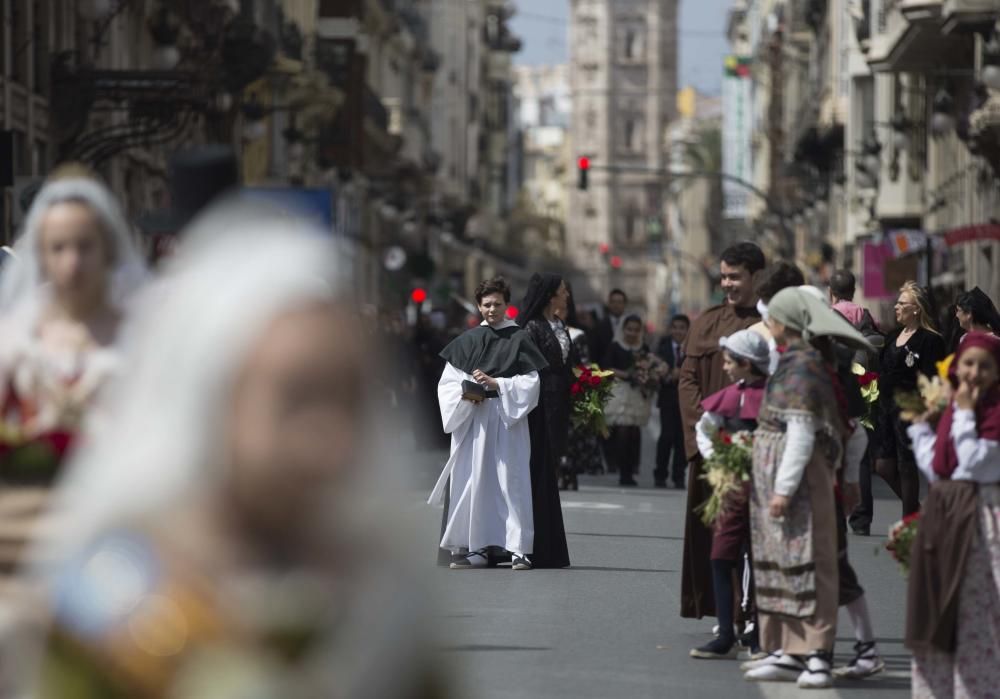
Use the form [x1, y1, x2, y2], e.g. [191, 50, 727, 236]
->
[654, 314, 690, 488]
[591, 288, 628, 363]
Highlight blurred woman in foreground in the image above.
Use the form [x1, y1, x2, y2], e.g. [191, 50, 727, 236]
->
[21, 205, 444, 697]
[0, 176, 146, 578]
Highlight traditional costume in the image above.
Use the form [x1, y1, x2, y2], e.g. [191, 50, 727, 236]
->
[678, 302, 759, 618]
[520, 273, 573, 569]
[905, 332, 1000, 699]
[689, 330, 769, 660]
[0, 178, 146, 579]
[744, 287, 871, 688]
[429, 318, 547, 567]
[603, 333, 659, 486]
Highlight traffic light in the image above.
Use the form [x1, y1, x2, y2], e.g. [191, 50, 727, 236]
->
[410, 287, 428, 304]
[577, 156, 590, 191]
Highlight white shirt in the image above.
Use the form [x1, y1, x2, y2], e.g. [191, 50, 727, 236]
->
[907, 408, 1000, 484]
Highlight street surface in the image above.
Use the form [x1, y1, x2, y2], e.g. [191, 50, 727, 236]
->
[413, 422, 913, 699]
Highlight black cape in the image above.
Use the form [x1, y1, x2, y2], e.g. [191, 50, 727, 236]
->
[439, 323, 549, 378]
[435, 322, 548, 566]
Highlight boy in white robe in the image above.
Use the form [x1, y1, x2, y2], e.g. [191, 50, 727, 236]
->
[429, 277, 548, 569]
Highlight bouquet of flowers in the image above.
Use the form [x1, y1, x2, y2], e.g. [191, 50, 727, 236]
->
[886, 512, 921, 576]
[570, 364, 616, 438]
[696, 430, 754, 526]
[895, 355, 954, 423]
[851, 363, 879, 430]
[0, 378, 81, 485]
[628, 350, 669, 399]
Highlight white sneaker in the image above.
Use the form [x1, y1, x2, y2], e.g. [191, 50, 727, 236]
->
[744, 653, 804, 682]
[833, 641, 885, 679]
[740, 650, 782, 672]
[797, 652, 834, 689]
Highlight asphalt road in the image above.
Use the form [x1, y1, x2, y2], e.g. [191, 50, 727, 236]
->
[414, 426, 914, 699]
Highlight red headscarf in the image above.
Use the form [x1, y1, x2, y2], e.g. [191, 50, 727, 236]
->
[932, 332, 1000, 479]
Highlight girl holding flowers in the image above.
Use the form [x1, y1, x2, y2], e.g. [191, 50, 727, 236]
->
[905, 331, 1000, 698]
[689, 330, 770, 660]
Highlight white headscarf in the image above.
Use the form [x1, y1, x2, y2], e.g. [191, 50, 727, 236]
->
[0, 177, 148, 323]
[41, 201, 347, 556]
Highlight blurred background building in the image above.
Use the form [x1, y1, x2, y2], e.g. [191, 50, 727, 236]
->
[724, 0, 1000, 325]
[567, 0, 679, 320]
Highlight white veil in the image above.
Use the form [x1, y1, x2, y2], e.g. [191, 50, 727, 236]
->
[41, 201, 348, 553]
[0, 177, 148, 323]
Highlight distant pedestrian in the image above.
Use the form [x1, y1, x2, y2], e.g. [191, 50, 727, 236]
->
[603, 315, 664, 486]
[591, 288, 628, 366]
[954, 286, 1000, 339]
[654, 314, 690, 488]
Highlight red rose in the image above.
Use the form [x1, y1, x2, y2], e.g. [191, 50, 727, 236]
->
[902, 512, 921, 525]
[858, 372, 878, 386]
[571, 383, 582, 395]
[720, 431, 733, 445]
[589, 375, 601, 387]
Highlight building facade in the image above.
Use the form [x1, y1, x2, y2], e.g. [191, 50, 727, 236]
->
[568, 0, 678, 312]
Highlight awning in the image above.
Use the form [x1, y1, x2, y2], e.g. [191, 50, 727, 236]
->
[944, 224, 1000, 247]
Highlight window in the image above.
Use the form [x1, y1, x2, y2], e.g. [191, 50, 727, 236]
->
[623, 116, 643, 152]
[624, 202, 641, 244]
[619, 22, 645, 63]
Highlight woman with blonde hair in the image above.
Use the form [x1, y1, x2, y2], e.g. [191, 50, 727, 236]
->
[874, 281, 946, 515]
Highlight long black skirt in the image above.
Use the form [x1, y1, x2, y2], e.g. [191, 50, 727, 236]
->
[526, 410, 571, 568]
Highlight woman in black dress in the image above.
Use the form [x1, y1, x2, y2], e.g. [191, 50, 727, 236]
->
[875, 281, 947, 516]
[519, 273, 573, 568]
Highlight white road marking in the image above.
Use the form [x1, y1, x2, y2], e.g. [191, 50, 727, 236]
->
[561, 501, 625, 510]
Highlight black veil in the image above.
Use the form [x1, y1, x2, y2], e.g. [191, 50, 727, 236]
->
[518, 272, 563, 325]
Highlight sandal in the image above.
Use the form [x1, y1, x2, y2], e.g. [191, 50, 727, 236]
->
[449, 549, 489, 569]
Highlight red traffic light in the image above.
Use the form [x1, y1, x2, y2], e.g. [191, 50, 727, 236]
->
[577, 156, 590, 170]
[410, 287, 428, 304]
[598, 242, 610, 255]
[505, 305, 519, 319]
[610, 255, 623, 269]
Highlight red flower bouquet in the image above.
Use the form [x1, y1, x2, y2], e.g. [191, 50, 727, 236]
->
[0, 383, 78, 485]
[886, 512, 921, 576]
[570, 364, 615, 438]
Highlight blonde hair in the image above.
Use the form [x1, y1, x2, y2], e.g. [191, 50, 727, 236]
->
[899, 281, 940, 335]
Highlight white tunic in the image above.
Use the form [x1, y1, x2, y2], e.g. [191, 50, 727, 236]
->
[429, 362, 539, 556]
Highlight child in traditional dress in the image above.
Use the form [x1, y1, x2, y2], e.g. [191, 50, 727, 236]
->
[689, 330, 770, 660]
[905, 331, 1000, 698]
[742, 287, 871, 689]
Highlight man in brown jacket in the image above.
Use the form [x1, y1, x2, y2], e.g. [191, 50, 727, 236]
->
[678, 242, 765, 619]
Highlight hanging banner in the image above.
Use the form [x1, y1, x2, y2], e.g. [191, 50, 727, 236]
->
[862, 239, 894, 299]
[722, 56, 752, 218]
[944, 224, 1000, 247]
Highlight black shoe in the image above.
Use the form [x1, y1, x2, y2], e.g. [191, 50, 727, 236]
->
[654, 480, 668, 488]
[619, 479, 638, 487]
[673, 480, 685, 490]
[851, 525, 870, 536]
[689, 636, 737, 659]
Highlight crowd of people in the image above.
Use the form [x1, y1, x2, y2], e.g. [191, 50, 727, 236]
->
[431, 239, 1000, 696]
[1, 150, 998, 696]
